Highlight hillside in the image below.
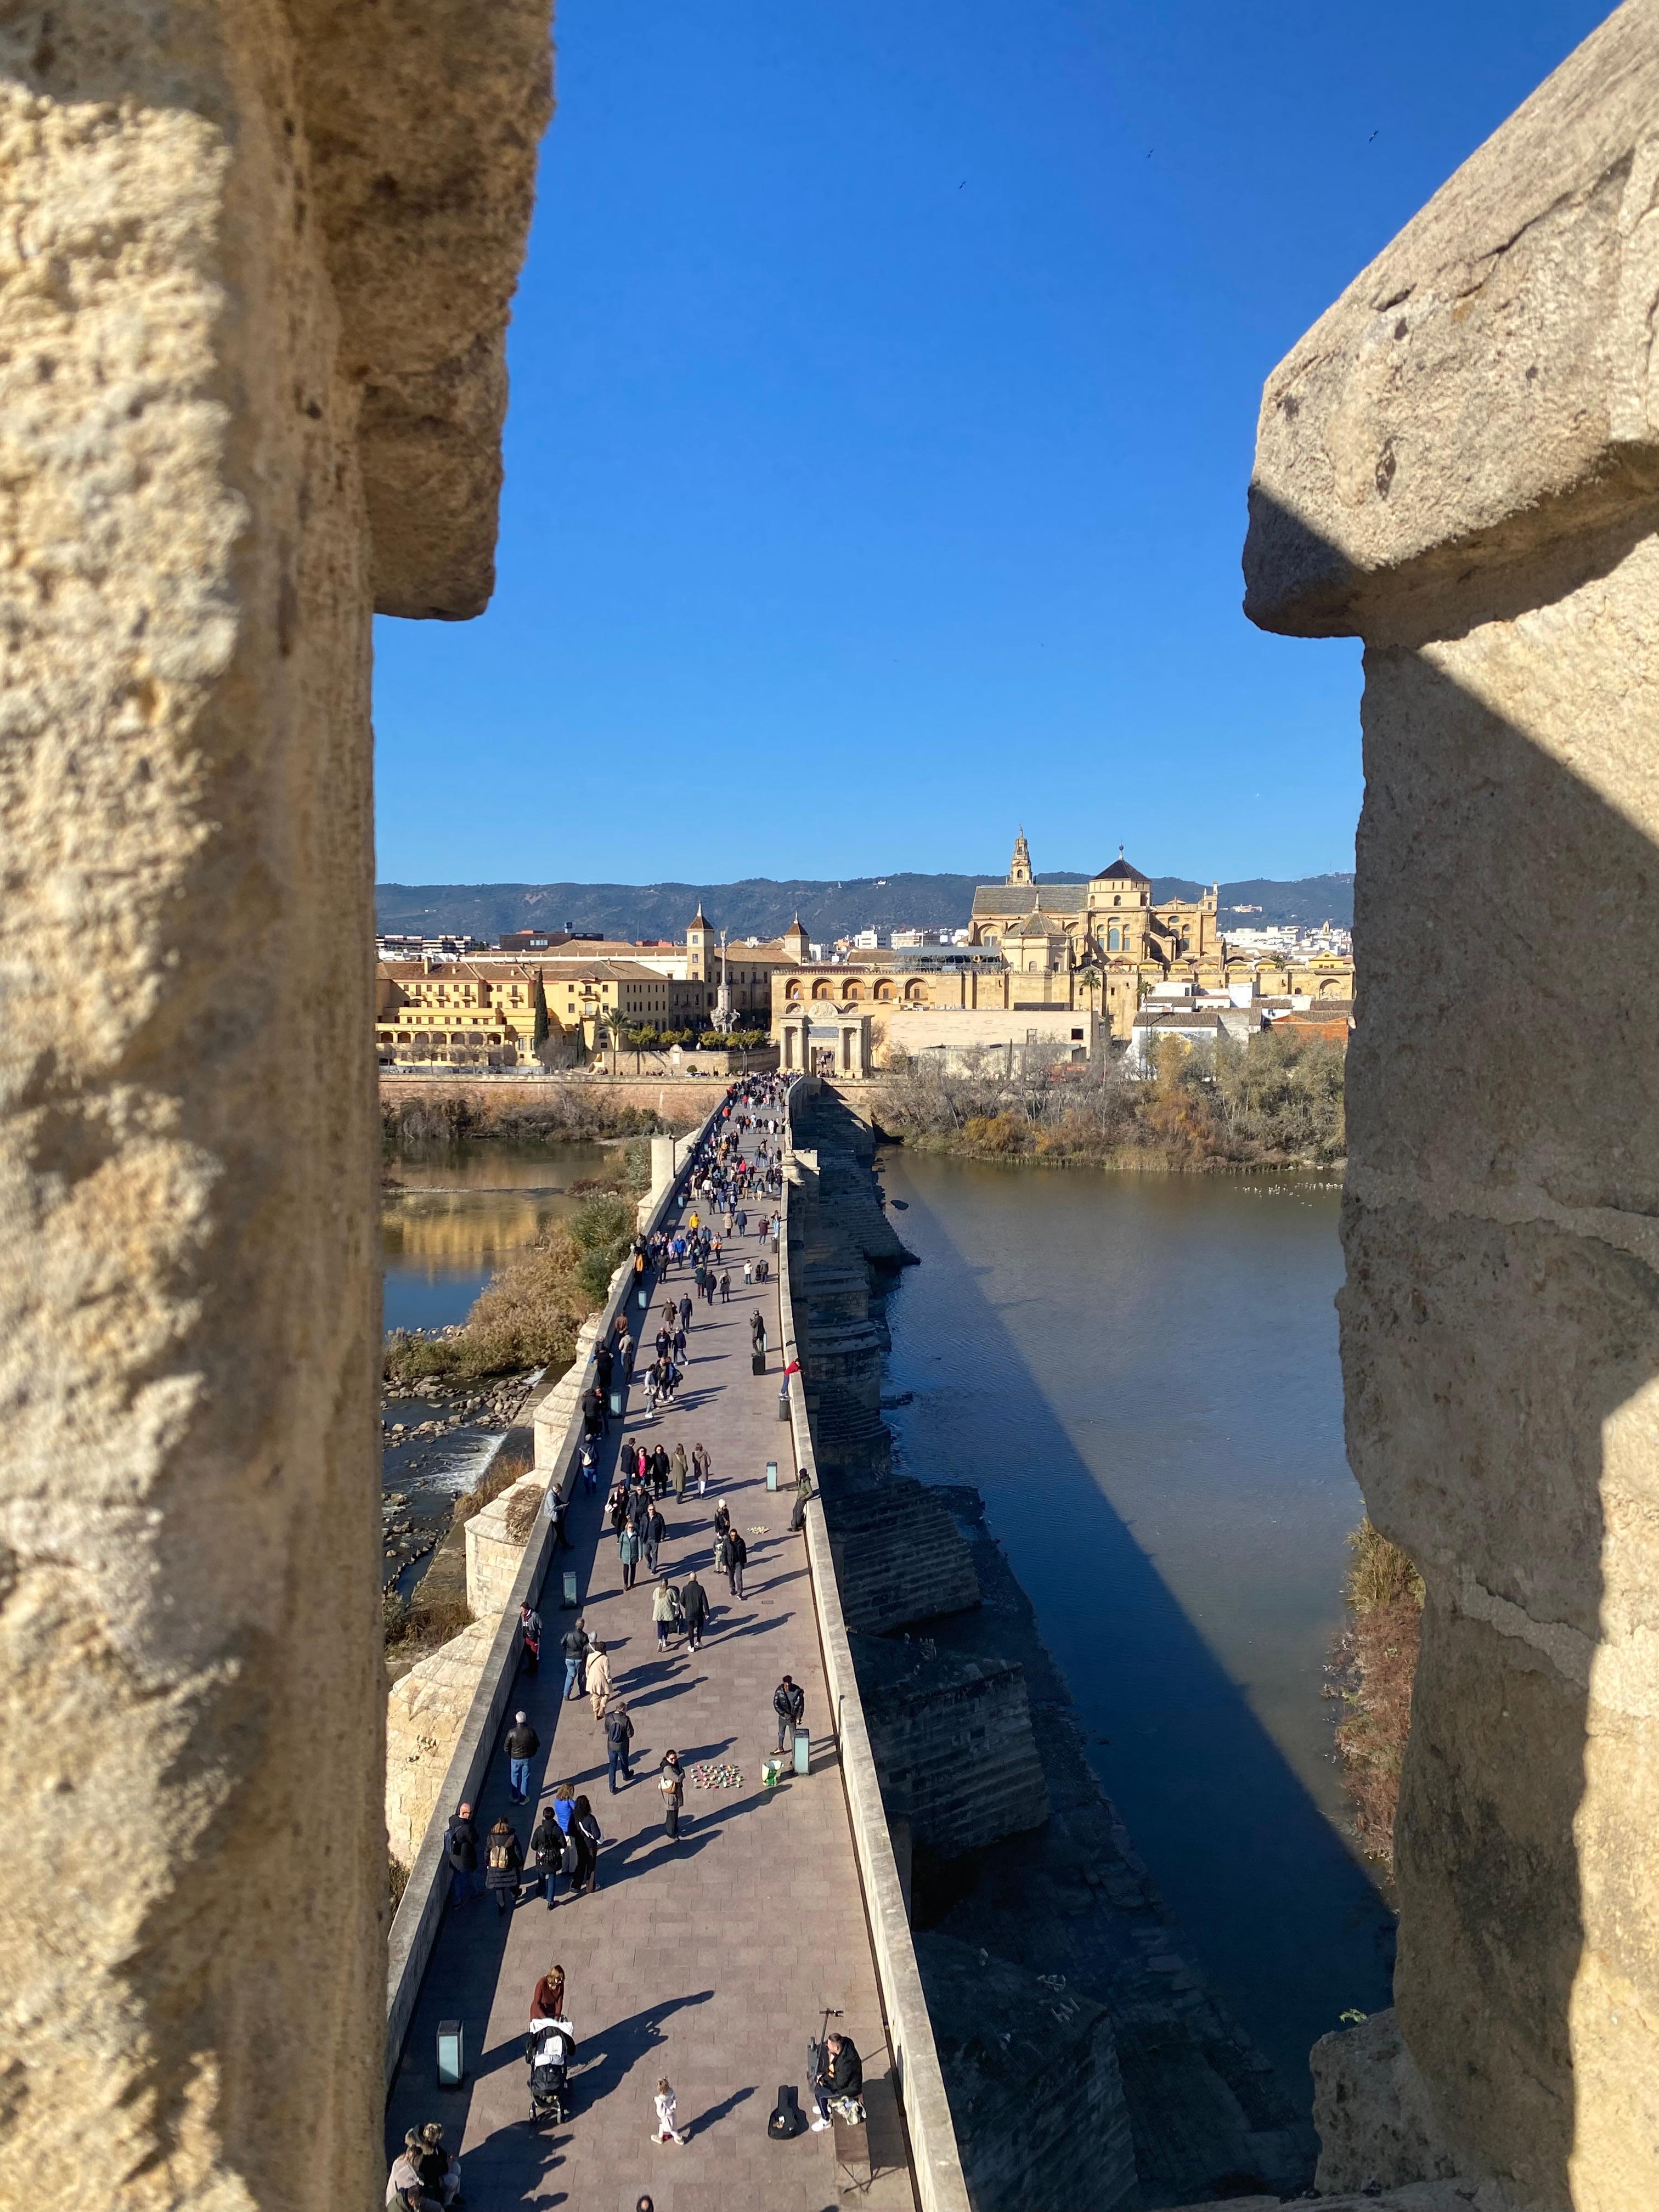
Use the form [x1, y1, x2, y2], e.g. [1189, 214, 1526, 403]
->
[375, 870, 1355, 944]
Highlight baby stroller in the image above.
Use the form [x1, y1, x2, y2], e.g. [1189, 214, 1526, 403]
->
[526, 2017, 575, 2125]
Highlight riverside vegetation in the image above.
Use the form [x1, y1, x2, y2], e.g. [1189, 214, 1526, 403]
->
[382, 1179, 641, 1390]
[1329, 1519, 1424, 1872]
[382, 1084, 698, 1149]
[874, 1028, 1346, 1170]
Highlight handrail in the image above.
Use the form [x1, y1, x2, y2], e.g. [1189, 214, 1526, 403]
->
[778, 1078, 972, 2212]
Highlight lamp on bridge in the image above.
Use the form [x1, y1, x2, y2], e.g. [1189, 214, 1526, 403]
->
[436, 2019, 465, 2087]
[765, 1459, 778, 1491]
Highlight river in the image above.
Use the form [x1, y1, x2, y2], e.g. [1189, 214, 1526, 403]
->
[876, 1144, 1396, 2099]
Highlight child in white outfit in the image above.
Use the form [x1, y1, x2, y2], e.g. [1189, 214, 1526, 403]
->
[653, 2076, 686, 2145]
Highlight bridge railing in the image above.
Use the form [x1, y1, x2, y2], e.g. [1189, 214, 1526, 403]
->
[778, 1078, 972, 2212]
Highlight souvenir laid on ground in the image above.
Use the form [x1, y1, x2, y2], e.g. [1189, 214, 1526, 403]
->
[748, 1525, 768, 1535]
[691, 1761, 743, 1790]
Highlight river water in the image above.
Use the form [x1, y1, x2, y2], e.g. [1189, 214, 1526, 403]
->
[380, 1133, 1395, 2098]
[876, 1146, 1396, 2100]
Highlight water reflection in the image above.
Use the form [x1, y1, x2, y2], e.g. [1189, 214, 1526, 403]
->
[381, 1141, 614, 1335]
[877, 1147, 1396, 2101]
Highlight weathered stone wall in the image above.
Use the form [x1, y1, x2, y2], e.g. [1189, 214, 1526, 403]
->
[386, 1620, 496, 1871]
[915, 1933, 1136, 2212]
[1245, 10, 1659, 2208]
[0, 6, 549, 2205]
[852, 1636, 1049, 1853]
[464, 1475, 549, 1618]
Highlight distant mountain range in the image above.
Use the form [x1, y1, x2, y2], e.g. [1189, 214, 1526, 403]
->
[375, 871, 1355, 944]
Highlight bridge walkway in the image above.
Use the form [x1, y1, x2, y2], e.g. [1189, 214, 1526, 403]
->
[388, 1127, 915, 2209]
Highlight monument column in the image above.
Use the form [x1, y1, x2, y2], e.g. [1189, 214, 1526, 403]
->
[1245, 11, 1659, 2207]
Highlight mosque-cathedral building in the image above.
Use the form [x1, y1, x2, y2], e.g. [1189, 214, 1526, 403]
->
[773, 833, 1353, 1073]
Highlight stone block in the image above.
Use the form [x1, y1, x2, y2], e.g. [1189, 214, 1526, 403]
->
[916, 1931, 1135, 2212]
[385, 1619, 495, 1869]
[465, 1475, 546, 1617]
[852, 1635, 1048, 1853]
[1312, 2010, 1459, 2194]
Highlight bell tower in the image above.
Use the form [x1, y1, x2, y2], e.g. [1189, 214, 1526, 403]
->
[686, 905, 710, 984]
[1008, 827, 1032, 887]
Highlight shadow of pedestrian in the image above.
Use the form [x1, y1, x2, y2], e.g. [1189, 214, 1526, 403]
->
[684, 2084, 755, 2137]
[573, 1990, 718, 2106]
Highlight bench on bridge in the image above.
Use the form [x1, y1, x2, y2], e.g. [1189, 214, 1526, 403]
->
[832, 2067, 906, 2198]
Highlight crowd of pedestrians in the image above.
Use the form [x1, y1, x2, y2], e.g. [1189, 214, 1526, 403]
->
[411, 1075, 856, 2193]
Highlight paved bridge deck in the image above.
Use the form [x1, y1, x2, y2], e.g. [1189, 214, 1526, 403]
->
[388, 1139, 915, 2209]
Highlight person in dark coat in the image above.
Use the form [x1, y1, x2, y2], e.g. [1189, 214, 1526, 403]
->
[605, 1703, 635, 1793]
[644, 1505, 666, 1576]
[484, 1817, 524, 1914]
[571, 1794, 603, 1894]
[773, 1674, 805, 1753]
[444, 1801, 480, 1907]
[529, 1804, 565, 1909]
[505, 1710, 539, 1803]
[562, 1620, 589, 1701]
[724, 1527, 747, 1599]
[679, 1571, 709, 1652]
[657, 1750, 685, 1842]
[812, 2032, 862, 2127]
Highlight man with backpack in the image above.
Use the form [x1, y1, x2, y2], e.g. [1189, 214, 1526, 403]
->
[606, 1702, 635, 1794]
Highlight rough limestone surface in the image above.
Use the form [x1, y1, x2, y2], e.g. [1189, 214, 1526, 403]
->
[1245, 9, 1659, 2210]
[1244, 0, 1659, 642]
[1312, 2011, 1460, 2194]
[0, 5, 549, 2207]
[385, 1620, 496, 1870]
[464, 1474, 548, 1618]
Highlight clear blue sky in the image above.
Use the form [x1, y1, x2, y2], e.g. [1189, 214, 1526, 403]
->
[372, 0, 1607, 888]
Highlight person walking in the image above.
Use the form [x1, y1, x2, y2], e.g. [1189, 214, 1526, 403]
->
[545, 1485, 573, 1551]
[644, 1503, 665, 1576]
[652, 2076, 687, 2146]
[657, 1750, 685, 1842]
[443, 1801, 479, 1908]
[484, 1815, 524, 1914]
[719, 1270, 730, 1304]
[693, 1443, 710, 1496]
[571, 1795, 603, 1894]
[518, 1601, 541, 1678]
[586, 1639, 612, 1724]
[652, 1576, 678, 1652]
[680, 1570, 708, 1653]
[562, 1619, 589, 1702]
[579, 1438, 598, 1495]
[531, 1961, 566, 2019]
[618, 1520, 640, 1592]
[678, 1291, 692, 1331]
[724, 1526, 747, 1599]
[672, 1442, 688, 1502]
[505, 1711, 539, 1804]
[773, 1673, 805, 1753]
[606, 1702, 635, 1793]
[529, 1802, 565, 1909]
